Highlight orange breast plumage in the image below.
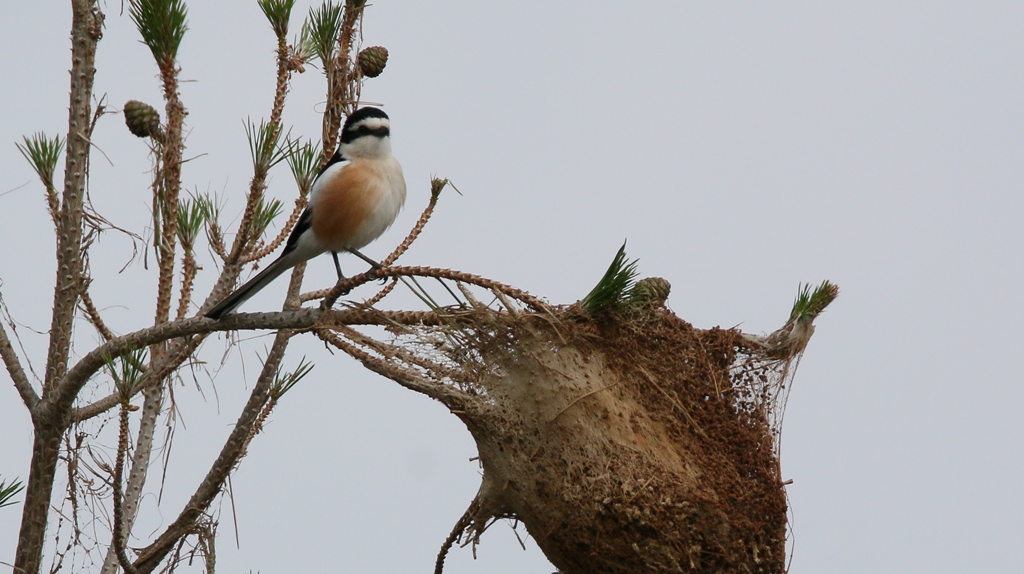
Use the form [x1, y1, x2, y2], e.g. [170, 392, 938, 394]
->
[309, 157, 406, 252]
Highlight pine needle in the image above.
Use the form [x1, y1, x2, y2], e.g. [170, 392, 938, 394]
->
[581, 241, 639, 315]
[129, 0, 189, 63]
[789, 280, 839, 322]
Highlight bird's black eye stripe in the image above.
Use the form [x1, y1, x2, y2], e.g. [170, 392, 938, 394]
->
[340, 122, 390, 144]
[346, 124, 389, 137]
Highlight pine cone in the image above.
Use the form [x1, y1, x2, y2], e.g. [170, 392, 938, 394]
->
[123, 100, 163, 140]
[629, 277, 672, 307]
[357, 46, 388, 78]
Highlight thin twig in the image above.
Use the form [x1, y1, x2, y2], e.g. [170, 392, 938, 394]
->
[380, 178, 446, 268]
[241, 197, 307, 263]
[174, 252, 198, 321]
[358, 277, 398, 307]
[112, 404, 140, 574]
[313, 328, 467, 407]
[74, 339, 195, 423]
[333, 323, 476, 386]
[79, 285, 115, 342]
[435, 499, 478, 574]
[99, 380, 165, 573]
[323, 265, 550, 313]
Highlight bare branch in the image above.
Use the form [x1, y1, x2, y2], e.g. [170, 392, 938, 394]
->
[152, 63, 185, 331]
[0, 314, 38, 410]
[111, 405, 140, 574]
[313, 328, 467, 408]
[16, 6, 104, 572]
[56, 310, 319, 412]
[42, 0, 105, 396]
[380, 177, 447, 268]
[132, 270, 305, 574]
[355, 277, 398, 307]
[435, 499, 478, 574]
[323, 265, 551, 313]
[73, 335, 196, 423]
[100, 384, 164, 573]
[174, 252, 198, 320]
[321, 1, 365, 162]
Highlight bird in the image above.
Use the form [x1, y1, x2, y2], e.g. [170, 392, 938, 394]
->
[205, 106, 406, 320]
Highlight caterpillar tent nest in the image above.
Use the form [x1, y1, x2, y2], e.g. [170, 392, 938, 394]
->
[316, 239, 837, 574]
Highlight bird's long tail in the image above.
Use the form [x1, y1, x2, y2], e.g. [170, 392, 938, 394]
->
[205, 256, 295, 320]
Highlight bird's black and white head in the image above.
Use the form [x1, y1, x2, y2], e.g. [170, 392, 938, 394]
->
[339, 107, 392, 159]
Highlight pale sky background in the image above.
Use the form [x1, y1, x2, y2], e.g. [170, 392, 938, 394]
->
[2, 2, 1023, 573]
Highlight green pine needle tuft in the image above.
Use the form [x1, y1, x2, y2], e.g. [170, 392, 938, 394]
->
[303, 1, 343, 64]
[252, 196, 284, 239]
[16, 132, 64, 190]
[176, 196, 205, 252]
[0, 475, 25, 510]
[581, 241, 639, 315]
[271, 357, 314, 400]
[789, 280, 839, 322]
[103, 348, 149, 400]
[285, 138, 321, 199]
[195, 192, 222, 227]
[129, 0, 189, 63]
[258, 0, 295, 39]
[245, 119, 289, 174]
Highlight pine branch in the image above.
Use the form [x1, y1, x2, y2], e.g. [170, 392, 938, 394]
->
[0, 311, 38, 410]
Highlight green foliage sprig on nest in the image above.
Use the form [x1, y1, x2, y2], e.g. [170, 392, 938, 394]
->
[789, 280, 839, 322]
[581, 241, 640, 315]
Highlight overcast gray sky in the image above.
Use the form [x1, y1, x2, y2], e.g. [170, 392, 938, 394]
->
[2, 2, 1023, 573]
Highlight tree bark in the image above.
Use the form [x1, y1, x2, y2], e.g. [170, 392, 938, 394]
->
[13, 417, 66, 574]
[14, 2, 102, 572]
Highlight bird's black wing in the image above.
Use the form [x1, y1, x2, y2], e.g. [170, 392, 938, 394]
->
[315, 148, 346, 180]
[282, 206, 313, 257]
